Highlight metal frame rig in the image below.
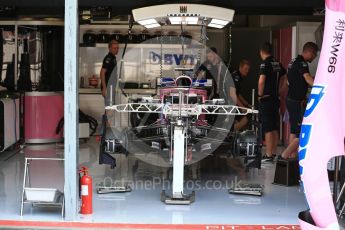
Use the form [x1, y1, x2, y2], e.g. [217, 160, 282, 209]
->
[99, 81, 261, 204]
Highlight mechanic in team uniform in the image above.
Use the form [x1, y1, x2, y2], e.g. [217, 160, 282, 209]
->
[232, 59, 251, 130]
[100, 40, 119, 105]
[280, 42, 318, 159]
[258, 42, 286, 162]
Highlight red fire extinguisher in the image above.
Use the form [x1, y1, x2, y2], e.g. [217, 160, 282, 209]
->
[80, 166, 92, 214]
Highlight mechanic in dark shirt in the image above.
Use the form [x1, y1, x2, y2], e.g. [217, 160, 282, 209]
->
[100, 40, 119, 100]
[258, 42, 286, 162]
[281, 42, 318, 159]
[232, 59, 250, 130]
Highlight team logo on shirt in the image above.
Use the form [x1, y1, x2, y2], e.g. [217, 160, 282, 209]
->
[304, 85, 325, 117]
[271, 61, 281, 72]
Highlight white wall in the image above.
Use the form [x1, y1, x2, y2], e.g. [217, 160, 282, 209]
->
[296, 21, 322, 76]
[79, 25, 202, 88]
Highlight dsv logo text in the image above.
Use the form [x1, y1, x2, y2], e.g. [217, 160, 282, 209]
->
[150, 51, 197, 65]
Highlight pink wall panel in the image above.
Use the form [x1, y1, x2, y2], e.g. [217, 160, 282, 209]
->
[24, 93, 64, 142]
[280, 27, 293, 146]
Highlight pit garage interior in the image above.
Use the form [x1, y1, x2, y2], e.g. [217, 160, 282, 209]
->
[0, 0, 345, 229]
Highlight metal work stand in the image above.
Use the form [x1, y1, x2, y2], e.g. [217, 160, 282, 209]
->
[337, 183, 345, 216]
[20, 157, 64, 217]
[229, 183, 263, 196]
[161, 123, 195, 205]
[97, 186, 132, 194]
[97, 113, 132, 194]
[335, 156, 345, 217]
[106, 92, 258, 204]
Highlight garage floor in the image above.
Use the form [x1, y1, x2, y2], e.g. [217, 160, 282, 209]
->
[0, 137, 308, 228]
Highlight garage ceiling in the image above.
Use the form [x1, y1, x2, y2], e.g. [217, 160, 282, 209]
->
[0, 0, 325, 17]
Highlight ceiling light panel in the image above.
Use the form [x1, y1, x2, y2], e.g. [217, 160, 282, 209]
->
[145, 23, 161, 28]
[132, 4, 234, 28]
[208, 23, 224, 29]
[210, 18, 229, 26]
[138, 18, 158, 25]
[169, 17, 182, 24]
[186, 17, 198, 24]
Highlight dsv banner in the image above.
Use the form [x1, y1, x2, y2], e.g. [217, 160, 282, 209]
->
[149, 51, 198, 65]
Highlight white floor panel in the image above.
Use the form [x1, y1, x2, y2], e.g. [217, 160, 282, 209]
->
[0, 138, 308, 225]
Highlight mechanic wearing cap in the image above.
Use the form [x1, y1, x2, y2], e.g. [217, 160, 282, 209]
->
[258, 42, 286, 162]
[232, 59, 251, 130]
[280, 41, 319, 159]
[100, 40, 119, 104]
